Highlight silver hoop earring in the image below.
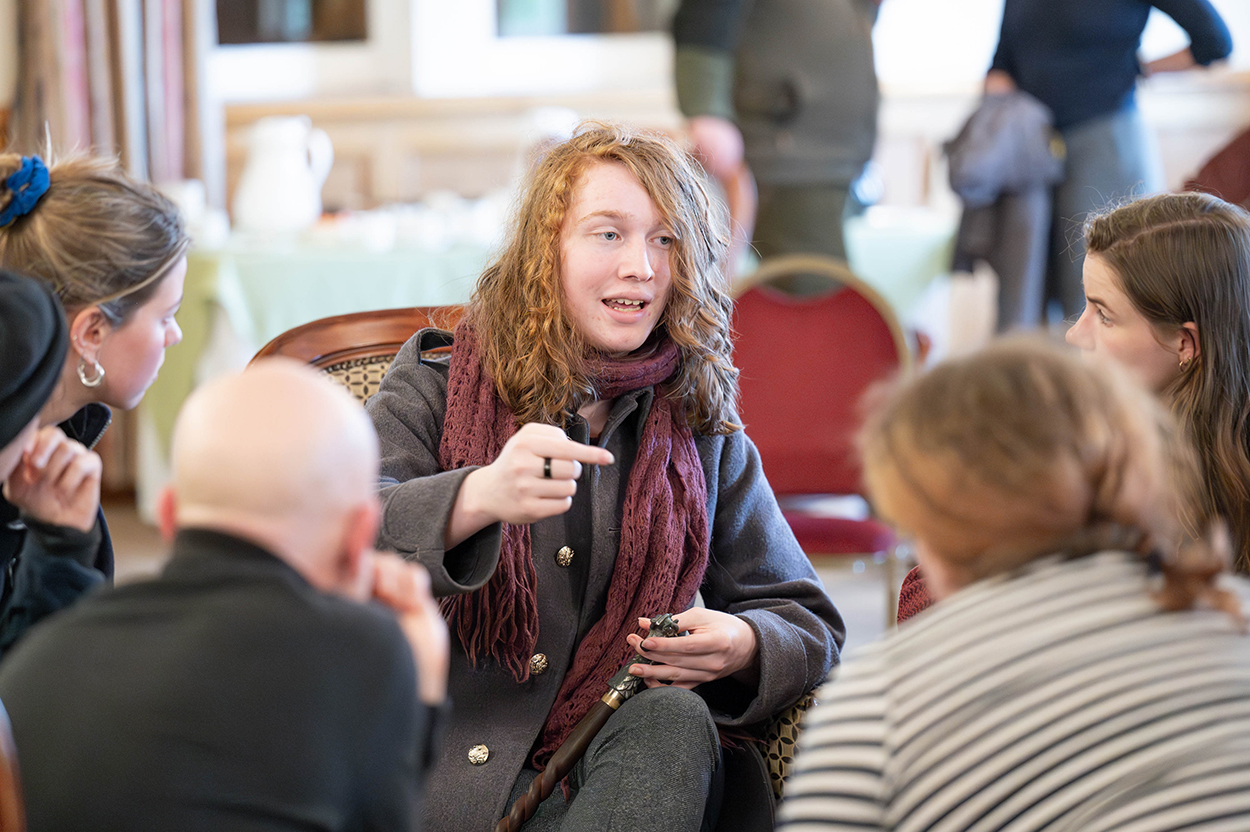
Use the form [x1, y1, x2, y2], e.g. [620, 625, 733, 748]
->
[77, 356, 105, 388]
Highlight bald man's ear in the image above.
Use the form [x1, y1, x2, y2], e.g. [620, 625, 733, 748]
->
[344, 499, 381, 557]
[334, 499, 382, 600]
[157, 486, 178, 543]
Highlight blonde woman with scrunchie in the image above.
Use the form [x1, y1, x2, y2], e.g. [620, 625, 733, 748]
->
[0, 152, 188, 656]
[780, 337, 1250, 832]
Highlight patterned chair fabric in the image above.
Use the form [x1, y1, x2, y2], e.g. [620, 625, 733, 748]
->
[323, 355, 398, 405]
[764, 692, 816, 800]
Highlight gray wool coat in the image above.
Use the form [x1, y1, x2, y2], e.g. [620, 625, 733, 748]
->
[367, 330, 845, 832]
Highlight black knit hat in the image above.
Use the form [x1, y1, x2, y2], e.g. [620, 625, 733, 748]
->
[0, 270, 68, 448]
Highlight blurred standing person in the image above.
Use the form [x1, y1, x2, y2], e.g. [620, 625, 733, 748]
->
[673, 0, 881, 271]
[986, 0, 1232, 320]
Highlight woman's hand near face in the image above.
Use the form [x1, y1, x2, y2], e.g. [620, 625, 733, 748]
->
[626, 609, 760, 691]
[2, 426, 102, 533]
[445, 423, 614, 548]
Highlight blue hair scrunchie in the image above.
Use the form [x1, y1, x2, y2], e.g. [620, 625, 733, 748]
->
[0, 156, 51, 228]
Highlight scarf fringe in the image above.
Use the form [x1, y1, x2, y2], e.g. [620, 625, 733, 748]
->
[436, 320, 711, 768]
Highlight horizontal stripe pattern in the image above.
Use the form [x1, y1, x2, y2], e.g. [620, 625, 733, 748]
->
[778, 552, 1250, 832]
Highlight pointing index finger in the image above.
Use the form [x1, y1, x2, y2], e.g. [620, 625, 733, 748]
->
[566, 443, 614, 466]
[533, 436, 614, 467]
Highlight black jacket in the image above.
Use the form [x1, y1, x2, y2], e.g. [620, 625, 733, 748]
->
[0, 403, 113, 657]
[0, 528, 441, 831]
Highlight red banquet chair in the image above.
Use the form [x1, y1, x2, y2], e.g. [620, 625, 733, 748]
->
[733, 254, 913, 625]
[1184, 125, 1250, 210]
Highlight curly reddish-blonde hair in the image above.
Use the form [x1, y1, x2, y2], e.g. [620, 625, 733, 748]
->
[469, 121, 739, 435]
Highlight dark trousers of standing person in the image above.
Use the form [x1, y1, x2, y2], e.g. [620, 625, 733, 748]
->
[752, 182, 868, 263]
[751, 183, 868, 297]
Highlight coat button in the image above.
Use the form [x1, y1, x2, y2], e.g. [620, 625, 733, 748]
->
[555, 546, 574, 567]
[529, 653, 549, 675]
[468, 744, 490, 765]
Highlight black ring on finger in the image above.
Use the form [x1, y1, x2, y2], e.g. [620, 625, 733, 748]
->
[543, 457, 553, 479]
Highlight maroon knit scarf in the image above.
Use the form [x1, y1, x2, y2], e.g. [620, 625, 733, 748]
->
[438, 320, 710, 769]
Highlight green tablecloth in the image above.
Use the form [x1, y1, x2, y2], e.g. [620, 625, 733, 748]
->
[141, 242, 489, 453]
[139, 210, 954, 467]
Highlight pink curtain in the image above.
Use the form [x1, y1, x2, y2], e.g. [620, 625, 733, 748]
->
[11, 0, 206, 184]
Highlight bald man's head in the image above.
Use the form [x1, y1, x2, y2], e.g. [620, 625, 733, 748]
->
[167, 360, 379, 565]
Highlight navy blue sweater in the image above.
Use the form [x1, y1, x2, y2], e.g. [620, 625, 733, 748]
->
[991, 0, 1232, 129]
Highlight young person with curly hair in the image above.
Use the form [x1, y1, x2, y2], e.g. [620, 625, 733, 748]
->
[367, 122, 844, 832]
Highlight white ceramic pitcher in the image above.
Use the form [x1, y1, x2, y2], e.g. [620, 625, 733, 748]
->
[232, 115, 334, 235]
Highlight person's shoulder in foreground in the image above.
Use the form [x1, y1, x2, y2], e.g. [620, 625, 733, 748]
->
[0, 359, 449, 832]
[779, 336, 1250, 832]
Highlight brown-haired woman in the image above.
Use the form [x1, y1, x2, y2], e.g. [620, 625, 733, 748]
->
[0, 152, 189, 654]
[1067, 191, 1250, 573]
[780, 337, 1250, 832]
[367, 122, 844, 832]
[899, 191, 1250, 624]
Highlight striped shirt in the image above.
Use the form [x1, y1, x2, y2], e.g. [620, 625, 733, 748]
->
[778, 551, 1250, 832]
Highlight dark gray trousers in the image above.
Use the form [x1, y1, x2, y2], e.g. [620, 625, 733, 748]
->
[752, 182, 865, 264]
[505, 686, 722, 831]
